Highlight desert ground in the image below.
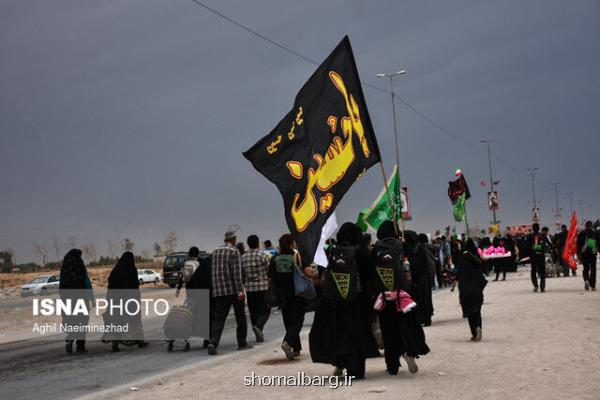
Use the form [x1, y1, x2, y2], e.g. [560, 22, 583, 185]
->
[105, 270, 600, 400]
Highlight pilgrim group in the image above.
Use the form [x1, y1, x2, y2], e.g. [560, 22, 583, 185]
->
[57, 218, 598, 379]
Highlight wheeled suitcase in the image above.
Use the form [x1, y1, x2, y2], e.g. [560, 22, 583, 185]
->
[163, 305, 193, 351]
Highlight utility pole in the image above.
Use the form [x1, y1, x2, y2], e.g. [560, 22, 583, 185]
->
[526, 168, 538, 223]
[481, 139, 497, 225]
[377, 70, 407, 231]
[551, 182, 561, 229]
[566, 192, 574, 217]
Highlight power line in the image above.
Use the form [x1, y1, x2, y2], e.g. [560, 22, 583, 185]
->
[187, 0, 578, 203]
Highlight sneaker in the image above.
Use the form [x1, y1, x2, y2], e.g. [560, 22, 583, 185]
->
[473, 327, 482, 342]
[293, 350, 301, 357]
[281, 341, 294, 360]
[332, 367, 344, 377]
[403, 354, 419, 374]
[540, 288, 545, 293]
[252, 326, 264, 343]
[238, 343, 253, 351]
[585, 281, 590, 291]
[207, 343, 217, 355]
[592, 287, 596, 291]
[533, 287, 538, 292]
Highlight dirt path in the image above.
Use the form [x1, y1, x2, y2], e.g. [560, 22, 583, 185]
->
[111, 270, 600, 400]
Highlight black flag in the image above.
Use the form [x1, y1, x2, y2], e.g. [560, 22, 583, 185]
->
[448, 174, 471, 205]
[243, 36, 381, 266]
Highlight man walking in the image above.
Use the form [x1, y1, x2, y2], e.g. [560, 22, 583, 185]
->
[241, 235, 271, 342]
[208, 229, 250, 355]
[577, 221, 597, 291]
[527, 223, 551, 292]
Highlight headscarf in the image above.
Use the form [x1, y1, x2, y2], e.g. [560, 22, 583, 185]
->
[59, 249, 87, 289]
[376, 220, 397, 240]
[464, 239, 481, 263]
[403, 230, 418, 257]
[108, 252, 139, 289]
[337, 222, 365, 246]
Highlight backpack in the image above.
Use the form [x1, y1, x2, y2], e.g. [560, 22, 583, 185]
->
[181, 259, 199, 283]
[531, 233, 546, 256]
[373, 237, 404, 293]
[274, 254, 295, 274]
[324, 242, 361, 301]
[584, 235, 597, 255]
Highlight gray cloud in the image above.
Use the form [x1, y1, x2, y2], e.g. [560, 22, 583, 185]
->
[1, 0, 599, 262]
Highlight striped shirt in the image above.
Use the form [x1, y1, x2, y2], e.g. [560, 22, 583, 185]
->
[211, 243, 244, 297]
[241, 249, 270, 292]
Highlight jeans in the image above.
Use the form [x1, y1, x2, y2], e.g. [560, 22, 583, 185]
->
[582, 255, 597, 288]
[468, 312, 482, 337]
[281, 296, 305, 352]
[246, 290, 271, 331]
[210, 294, 247, 347]
[530, 256, 546, 291]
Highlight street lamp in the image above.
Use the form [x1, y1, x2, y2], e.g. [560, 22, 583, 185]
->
[377, 69, 407, 230]
[526, 168, 538, 223]
[481, 139, 497, 225]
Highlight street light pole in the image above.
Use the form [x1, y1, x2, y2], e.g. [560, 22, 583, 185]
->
[526, 168, 538, 223]
[377, 70, 406, 231]
[552, 182, 560, 229]
[566, 192, 574, 217]
[481, 139, 497, 225]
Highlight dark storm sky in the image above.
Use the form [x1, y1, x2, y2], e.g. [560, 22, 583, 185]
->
[2, 0, 600, 263]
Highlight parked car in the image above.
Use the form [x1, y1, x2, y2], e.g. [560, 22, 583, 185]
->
[162, 251, 210, 288]
[20, 275, 60, 296]
[138, 269, 162, 285]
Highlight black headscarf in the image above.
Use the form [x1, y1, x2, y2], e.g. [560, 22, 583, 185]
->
[337, 222, 365, 246]
[376, 220, 397, 240]
[108, 252, 139, 289]
[59, 249, 87, 289]
[403, 230, 418, 256]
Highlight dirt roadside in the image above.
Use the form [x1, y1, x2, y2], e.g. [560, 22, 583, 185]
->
[105, 271, 600, 400]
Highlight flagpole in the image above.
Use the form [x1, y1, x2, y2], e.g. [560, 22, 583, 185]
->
[464, 199, 470, 239]
[378, 161, 399, 235]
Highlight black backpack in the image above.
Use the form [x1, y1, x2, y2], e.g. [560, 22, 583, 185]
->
[324, 242, 361, 301]
[373, 237, 404, 293]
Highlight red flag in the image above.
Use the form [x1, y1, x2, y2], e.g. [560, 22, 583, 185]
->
[562, 212, 578, 271]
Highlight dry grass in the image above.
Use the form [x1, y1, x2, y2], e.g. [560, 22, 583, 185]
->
[0, 262, 163, 289]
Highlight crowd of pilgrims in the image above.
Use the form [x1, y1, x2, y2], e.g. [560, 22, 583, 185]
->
[56, 218, 599, 379]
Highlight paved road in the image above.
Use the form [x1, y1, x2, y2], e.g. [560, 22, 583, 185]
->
[0, 308, 309, 400]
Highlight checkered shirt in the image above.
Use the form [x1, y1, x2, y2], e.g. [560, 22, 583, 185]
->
[241, 249, 270, 292]
[211, 243, 244, 297]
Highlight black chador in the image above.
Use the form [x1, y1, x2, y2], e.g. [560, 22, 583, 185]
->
[309, 222, 379, 379]
[371, 221, 429, 375]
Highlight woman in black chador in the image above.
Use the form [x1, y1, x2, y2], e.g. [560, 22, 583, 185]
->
[407, 232, 435, 326]
[372, 221, 429, 375]
[59, 249, 94, 353]
[309, 222, 379, 379]
[453, 239, 487, 341]
[102, 252, 147, 351]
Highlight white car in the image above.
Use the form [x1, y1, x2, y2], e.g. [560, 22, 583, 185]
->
[20, 275, 60, 296]
[138, 269, 162, 284]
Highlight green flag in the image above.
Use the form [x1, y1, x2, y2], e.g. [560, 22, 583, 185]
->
[356, 208, 370, 232]
[453, 192, 466, 222]
[365, 165, 401, 230]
